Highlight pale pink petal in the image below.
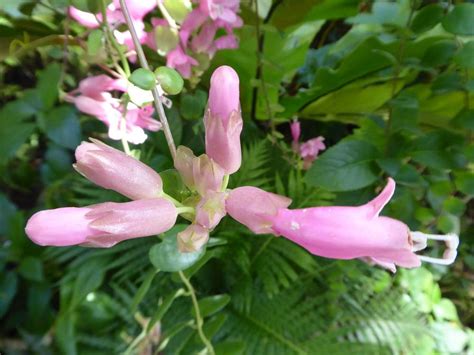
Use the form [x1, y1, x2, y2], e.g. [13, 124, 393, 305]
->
[74, 140, 163, 200]
[226, 186, 292, 234]
[69, 7, 101, 28]
[25, 207, 100, 246]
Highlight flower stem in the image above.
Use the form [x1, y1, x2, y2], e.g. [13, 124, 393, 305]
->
[178, 271, 215, 355]
[119, 0, 177, 160]
[100, 0, 131, 76]
[156, 0, 179, 30]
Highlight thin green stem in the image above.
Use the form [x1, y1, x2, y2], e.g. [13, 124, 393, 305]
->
[162, 192, 184, 207]
[176, 206, 195, 215]
[157, 0, 179, 29]
[100, 0, 131, 76]
[119, 0, 177, 160]
[178, 271, 215, 355]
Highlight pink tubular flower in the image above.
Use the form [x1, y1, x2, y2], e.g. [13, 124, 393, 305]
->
[196, 191, 227, 229]
[226, 186, 292, 234]
[199, 0, 241, 26]
[26, 199, 177, 248]
[290, 120, 301, 144]
[299, 136, 326, 169]
[166, 46, 199, 79]
[205, 66, 242, 174]
[268, 178, 458, 272]
[67, 75, 161, 144]
[177, 224, 209, 252]
[74, 140, 163, 200]
[192, 154, 225, 196]
[69, 0, 156, 52]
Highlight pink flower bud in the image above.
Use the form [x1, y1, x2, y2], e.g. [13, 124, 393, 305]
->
[25, 199, 177, 248]
[74, 139, 163, 200]
[226, 186, 292, 234]
[25, 207, 101, 246]
[195, 191, 227, 229]
[205, 66, 242, 174]
[177, 224, 209, 252]
[174, 145, 196, 189]
[192, 154, 225, 196]
[290, 120, 301, 143]
[269, 179, 422, 272]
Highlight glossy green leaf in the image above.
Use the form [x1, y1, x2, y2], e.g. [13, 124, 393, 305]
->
[192, 294, 231, 318]
[129, 68, 156, 90]
[454, 41, 474, 69]
[39, 105, 81, 149]
[131, 269, 157, 312]
[411, 4, 444, 33]
[37, 63, 61, 110]
[18, 256, 44, 282]
[0, 271, 18, 318]
[155, 66, 183, 95]
[442, 4, 474, 36]
[149, 225, 205, 272]
[305, 140, 381, 191]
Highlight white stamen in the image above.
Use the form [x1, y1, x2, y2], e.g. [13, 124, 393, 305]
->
[290, 221, 300, 230]
[410, 231, 460, 266]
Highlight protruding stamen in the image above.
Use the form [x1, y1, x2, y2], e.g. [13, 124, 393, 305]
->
[411, 231, 459, 266]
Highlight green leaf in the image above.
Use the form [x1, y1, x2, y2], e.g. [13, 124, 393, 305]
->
[454, 41, 474, 69]
[160, 169, 189, 201]
[0, 118, 35, 164]
[155, 66, 183, 95]
[192, 294, 231, 318]
[129, 68, 156, 90]
[149, 225, 205, 272]
[163, 0, 191, 23]
[0, 271, 18, 318]
[390, 92, 419, 132]
[154, 26, 179, 55]
[442, 3, 474, 36]
[410, 132, 458, 170]
[214, 341, 246, 355]
[0, 193, 17, 235]
[305, 140, 381, 192]
[18, 256, 44, 282]
[147, 289, 184, 332]
[454, 171, 474, 195]
[443, 196, 466, 216]
[87, 29, 103, 57]
[180, 90, 207, 120]
[422, 40, 458, 67]
[37, 63, 61, 110]
[411, 4, 444, 34]
[131, 269, 157, 312]
[39, 105, 81, 149]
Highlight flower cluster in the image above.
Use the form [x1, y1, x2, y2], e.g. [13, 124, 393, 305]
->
[290, 120, 326, 169]
[26, 66, 458, 272]
[65, 75, 161, 144]
[70, 0, 242, 78]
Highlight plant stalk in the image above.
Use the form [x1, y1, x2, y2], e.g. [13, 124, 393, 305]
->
[119, 0, 177, 160]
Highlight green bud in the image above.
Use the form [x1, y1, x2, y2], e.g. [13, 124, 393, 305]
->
[129, 68, 156, 90]
[155, 66, 184, 95]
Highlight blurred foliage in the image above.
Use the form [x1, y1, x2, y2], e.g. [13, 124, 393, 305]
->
[1, 0, 473, 354]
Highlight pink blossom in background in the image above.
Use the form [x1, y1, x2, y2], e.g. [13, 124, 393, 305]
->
[69, 0, 156, 51]
[166, 46, 199, 79]
[299, 136, 326, 169]
[290, 120, 301, 144]
[66, 75, 161, 144]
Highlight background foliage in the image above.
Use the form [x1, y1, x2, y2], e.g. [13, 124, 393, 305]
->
[0, 0, 473, 354]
